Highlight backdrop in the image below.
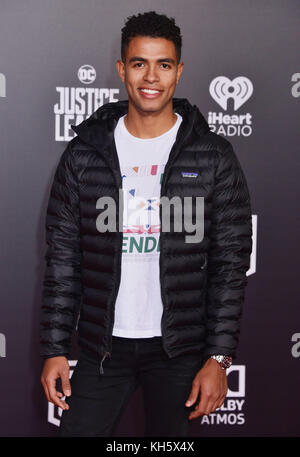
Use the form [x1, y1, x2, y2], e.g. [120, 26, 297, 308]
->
[0, 0, 299, 437]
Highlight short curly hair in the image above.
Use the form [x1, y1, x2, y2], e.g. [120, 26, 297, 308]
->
[121, 11, 182, 64]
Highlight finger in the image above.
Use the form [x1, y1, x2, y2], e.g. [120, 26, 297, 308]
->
[189, 392, 209, 419]
[47, 377, 69, 410]
[49, 387, 69, 410]
[42, 374, 65, 401]
[210, 397, 222, 413]
[203, 397, 217, 415]
[61, 369, 72, 397]
[206, 391, 223, 414]
[222, 377, 228, 396]
[41, 377, 51, 403]
[43, 378, 67, 407]
[185, 380, 200, 407]
[217, 395, 226, 409]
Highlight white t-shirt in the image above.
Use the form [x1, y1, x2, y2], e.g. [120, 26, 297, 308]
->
[112, 112, 183, 338]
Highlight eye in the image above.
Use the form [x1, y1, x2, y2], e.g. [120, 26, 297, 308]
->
[133, 63, 171, 69]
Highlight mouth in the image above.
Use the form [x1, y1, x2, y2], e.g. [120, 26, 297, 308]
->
[138, 88, 163, 99]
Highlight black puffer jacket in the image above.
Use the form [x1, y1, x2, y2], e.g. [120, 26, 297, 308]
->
[40, 98, 252, 372]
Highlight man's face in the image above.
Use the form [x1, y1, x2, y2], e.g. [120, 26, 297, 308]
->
[116, 36, 184, 113]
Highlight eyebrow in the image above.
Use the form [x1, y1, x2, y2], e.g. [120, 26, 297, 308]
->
[128, 56, 176, 65]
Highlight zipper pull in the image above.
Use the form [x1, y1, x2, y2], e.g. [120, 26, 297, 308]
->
[75, 311, 81, 331]
[201, 254, 207, 270]
[99, 351, 111, 375]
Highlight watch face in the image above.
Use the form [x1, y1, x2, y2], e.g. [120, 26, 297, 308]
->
[222, 356, 232, 368]
[211, 355, 232, 369]
[212, 355, 223, 362]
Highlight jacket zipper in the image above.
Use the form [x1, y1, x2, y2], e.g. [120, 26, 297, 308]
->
[158, 115, 193, 357]
[201, 253, 208, 269]
[99, 139, 123, 375]
[75, 311, 80, 331]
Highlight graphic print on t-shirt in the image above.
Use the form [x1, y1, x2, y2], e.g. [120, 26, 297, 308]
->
[121, 163, 165, 262]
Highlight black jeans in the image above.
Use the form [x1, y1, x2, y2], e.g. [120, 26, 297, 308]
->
[58, 336, 204, 437]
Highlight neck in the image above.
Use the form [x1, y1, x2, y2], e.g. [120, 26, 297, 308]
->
[123, 101, 177, 139]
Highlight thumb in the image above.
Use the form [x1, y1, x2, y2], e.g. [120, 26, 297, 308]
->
[61, 368, 71, 397]
[185, 381, 200, 407]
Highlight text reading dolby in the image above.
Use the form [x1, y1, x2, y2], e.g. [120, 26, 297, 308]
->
[208, 76, 254, 137]
[54, 65, 119, 141]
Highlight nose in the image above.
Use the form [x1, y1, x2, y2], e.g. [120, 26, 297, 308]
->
[143, 65, 159, 83]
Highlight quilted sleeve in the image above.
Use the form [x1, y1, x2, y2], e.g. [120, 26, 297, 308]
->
[203, 143, 253, 360]
[40, 141, 82, 359]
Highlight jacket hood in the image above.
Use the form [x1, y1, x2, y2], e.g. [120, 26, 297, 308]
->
[71, 97, 210, 150]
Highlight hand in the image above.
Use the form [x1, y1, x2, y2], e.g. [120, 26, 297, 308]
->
[40, 356, 71, 411]
[185, 357, 228, 420]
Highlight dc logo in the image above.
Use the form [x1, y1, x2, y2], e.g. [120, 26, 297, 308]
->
[77, 65, 96, 84]
[209, 76, 253, 111]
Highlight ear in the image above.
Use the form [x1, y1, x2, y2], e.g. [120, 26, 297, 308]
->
[176, 61, 184, 84]
[116, 59, 125, 83]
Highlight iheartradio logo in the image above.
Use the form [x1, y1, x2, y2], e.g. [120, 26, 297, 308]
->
[209, 76, 253, 111]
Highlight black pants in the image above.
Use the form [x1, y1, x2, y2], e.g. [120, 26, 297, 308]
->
[58, 336, 204, 437]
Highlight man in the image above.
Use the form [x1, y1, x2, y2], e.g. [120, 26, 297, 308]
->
[40, 11, 252, 437]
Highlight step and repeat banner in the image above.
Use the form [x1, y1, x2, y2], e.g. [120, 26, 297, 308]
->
[0, 1, 299, 437]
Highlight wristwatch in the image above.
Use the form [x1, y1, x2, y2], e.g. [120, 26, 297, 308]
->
[210, 355, 232, 370]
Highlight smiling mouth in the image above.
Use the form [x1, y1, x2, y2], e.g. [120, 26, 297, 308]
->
[139, 88, 162, 94]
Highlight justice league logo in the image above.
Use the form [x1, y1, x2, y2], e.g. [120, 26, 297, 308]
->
[54, 65, 119, 142]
